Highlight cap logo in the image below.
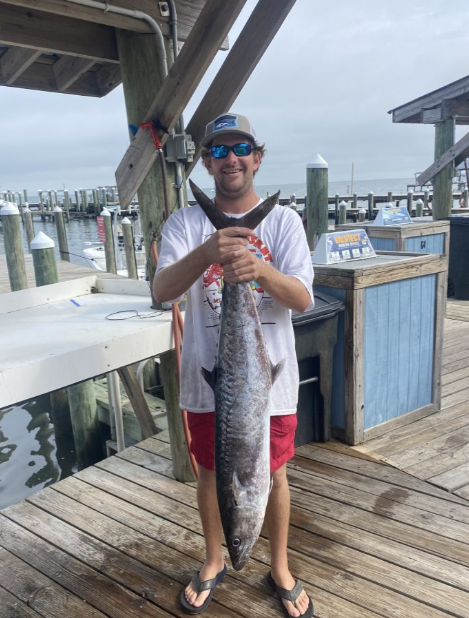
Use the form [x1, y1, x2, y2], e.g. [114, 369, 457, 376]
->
[213, 114, 238, 131]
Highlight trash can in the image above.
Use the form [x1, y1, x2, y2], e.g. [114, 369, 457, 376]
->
[292, 291, 344, 444]
[448, 216, 469, 299]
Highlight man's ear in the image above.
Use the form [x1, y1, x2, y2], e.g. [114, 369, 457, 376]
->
[202, 155, 214, 176]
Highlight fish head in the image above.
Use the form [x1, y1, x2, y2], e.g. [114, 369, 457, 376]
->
[225, 507, 264, 571]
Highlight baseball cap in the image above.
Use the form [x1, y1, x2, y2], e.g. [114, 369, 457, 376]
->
[200, 112, 260, 147]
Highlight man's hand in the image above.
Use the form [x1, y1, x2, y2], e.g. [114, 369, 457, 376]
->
[201, 227, 253, 266]
[223, 247, 265, 283]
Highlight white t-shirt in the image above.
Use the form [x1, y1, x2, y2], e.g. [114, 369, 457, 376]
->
[156, 201, 314, 415]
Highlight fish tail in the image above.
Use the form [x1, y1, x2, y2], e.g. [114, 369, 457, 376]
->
[189, 179, 279, 231]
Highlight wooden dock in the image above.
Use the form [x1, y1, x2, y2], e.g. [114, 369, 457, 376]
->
[0, 254, 122, 295]
[2, 427, 469, 617]
[354, 299, 469, 498]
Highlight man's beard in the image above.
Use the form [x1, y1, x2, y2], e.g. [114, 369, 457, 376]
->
[215, 174, 253, 200]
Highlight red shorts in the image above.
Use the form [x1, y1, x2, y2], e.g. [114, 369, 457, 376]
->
[187, 411, 297, 473]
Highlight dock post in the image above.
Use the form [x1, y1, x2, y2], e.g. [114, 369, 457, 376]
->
[54, 206, 70, 261]
[463, 187, 468, 209]
[352, 193, 358, 209]
[433, 118, 455, 219]
[101, 208, 117, 274]
[415, 198, 424, 217]
[358, 208, 366, 222]
[23, 204, 35, 250]
[305, 154, 328, 250]
[63, 189, 71, 222]
[1, 202, 28, 291]
[339, 200, 347, 224]
[103, 188, 108, 209]
[23, 189, 28, 203]
[407, 190, 414, 216]
[75, 190, 81, 212]
[387, 191, 393, 203]
[121, 217, 138, 279]
[159, 351, 197, 482]
[82, 189, 89, 214]
[17, 192, 24, 216]
[93, 188, 100, 216]
[38, 190, 45, 221]
[334, 193, 340, 225]
[367, 192, 374, 220]
[423, 188, 430, 213]
[68, 379, 103, 470]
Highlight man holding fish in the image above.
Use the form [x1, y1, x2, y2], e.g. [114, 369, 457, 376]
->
[153, 112, 314, 618]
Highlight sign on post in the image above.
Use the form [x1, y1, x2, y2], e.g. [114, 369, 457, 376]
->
[312, 230, 376, 264]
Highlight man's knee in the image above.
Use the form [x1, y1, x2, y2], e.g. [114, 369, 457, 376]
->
[271, 463, 288, 489]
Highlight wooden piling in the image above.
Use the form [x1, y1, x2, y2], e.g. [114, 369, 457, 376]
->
[93, 188, 100, 216]
[305, 154, 328, 250]
[101, 208, 117, 274]
[339, 200, 347, 224]
[415, 198, 424, 217]
[67, 379, 103, 470]
[334, 193, 340, 225]
[75, 190, 81, 212]
[54, 206, 70, 262]
[352, 193, 358, 209]
[367, 192, 374, 220]
[31, 231, 58, 286]
[159, 350, 197, 482]
[121, 217, 138, 279]
[433, 119, 455, 219]
[407, 190, 414, 215]
[387, 191, 393, 203]
[423, 188, 429, 212]
[38, 190, 45, 221]
[1, 202, 28, 291]
[82, 189, 89, 213]
[63, 189, 71, 222]
[358, 208, 366, 223]
[23, 189, 28, 203]
[22, 205, 35, 250]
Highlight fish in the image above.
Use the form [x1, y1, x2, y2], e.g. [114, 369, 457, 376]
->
[189, 179, 285, 571]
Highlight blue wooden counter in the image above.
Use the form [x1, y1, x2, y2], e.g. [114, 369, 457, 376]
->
[313, 252, 448, 445]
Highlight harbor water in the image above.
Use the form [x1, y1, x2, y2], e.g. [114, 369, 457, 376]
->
[0, 176, 414, 510]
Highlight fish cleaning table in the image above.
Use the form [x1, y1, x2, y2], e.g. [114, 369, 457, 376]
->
[0, 276, 174, 409]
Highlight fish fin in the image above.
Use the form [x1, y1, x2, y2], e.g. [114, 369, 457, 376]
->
[201, 366, 217, 391]
[271, 358, 286, 385]
[189, 179, 279, 231]
[232, 471, 247, 506]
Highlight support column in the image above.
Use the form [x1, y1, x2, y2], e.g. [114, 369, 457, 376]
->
[116, 31, 179, 290]
[305, 154, 328, 250]
[433, 118, 455, 219]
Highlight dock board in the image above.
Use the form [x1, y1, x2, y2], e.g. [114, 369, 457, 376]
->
[1, 434, 469, 617]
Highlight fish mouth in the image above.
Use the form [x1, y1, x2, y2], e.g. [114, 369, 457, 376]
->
[229, 541, 256, 571]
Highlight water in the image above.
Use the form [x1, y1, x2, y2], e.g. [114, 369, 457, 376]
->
[0, 175, 414, 509]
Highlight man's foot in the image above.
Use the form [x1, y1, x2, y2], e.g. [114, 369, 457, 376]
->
[181, 561, 227, 614]
[268, 571, 314, 618]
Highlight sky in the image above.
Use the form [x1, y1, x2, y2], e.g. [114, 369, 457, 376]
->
[1, 0, 468, 195]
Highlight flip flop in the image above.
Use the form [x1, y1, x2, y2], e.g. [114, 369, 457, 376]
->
[267, 571, 314, 618]
[180, 564, 228, 615]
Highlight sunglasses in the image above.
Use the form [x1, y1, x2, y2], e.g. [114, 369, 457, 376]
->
[210, 143, 253, 159]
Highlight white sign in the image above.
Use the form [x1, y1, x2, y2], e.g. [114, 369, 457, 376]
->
[312, 229, 376, 264]
[374, 206, 412, 226]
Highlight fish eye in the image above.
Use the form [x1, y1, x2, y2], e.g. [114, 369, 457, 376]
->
[231, 538, 241, 547]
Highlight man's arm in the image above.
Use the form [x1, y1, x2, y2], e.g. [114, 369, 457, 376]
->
[223, 250, 311, 313]
[153, 226, 254, 304]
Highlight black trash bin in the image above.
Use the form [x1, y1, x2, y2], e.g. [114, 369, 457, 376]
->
[292, 291, 344, 445]
[448, 216, 469, 299]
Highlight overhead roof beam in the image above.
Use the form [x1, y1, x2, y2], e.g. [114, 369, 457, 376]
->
[0, 3, 119, 63]
[53, 55, 96, 92]
[185, 0, 298, 176]
[0, 46, 41, 84]
[417, 131, 469, 186]
[115, 0, 248, 208]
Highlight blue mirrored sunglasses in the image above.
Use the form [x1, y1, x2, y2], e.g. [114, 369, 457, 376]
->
[210, 143, 253, 159]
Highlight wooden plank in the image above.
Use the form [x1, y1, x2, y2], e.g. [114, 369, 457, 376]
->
[95, 63, 121, 96]
[429, 461, 469, 493]
[456, 485, 469, 500]
[0, 46, 40, 84]
[0, 3, 119, 62]
[115, 0, 248, 208]
[36, 479, 386, 618]
[0, 586, 43, 618]
[442, 366, 469, 388]
[0, 514, 173, 618]
[404, 442, 469, 480]
[185, 0, 298, 175]
[0, 546, 108, 618]
[52, 55, 96, 91]
[344, 288, 364, 444]
[116, 366, 158, 439]
[417, 130, 469, 186]
[363, 404, 436, 442]
[432, 271, 446, 410]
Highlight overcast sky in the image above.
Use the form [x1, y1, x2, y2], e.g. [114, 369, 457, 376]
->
[1, 0, 468, 195]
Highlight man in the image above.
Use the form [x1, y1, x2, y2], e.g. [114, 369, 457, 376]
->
[153, 112, 314, 618]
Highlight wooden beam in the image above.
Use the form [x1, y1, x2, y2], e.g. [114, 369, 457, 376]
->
[0, 3, 119, 63]
[115, 0, 247, 208]
[185, 0, 298, 176]
[416, 129, 469, 187]
[442, 99, 469, 121]
[0, 61, 101, 96]
[53, 55, 96, 92]
[390, 75, 469, 124]
[95, 63, 122, 96]
[0, 1, 229, 48]
[0, 46, 41, 84]
[116, 366, 157, 439]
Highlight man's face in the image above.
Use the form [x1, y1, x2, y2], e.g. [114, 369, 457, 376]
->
[205, 134, 261, 200]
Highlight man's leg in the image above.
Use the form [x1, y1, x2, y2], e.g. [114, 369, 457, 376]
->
[184, 464, 225, 608]
[265, 464, 311, 618]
